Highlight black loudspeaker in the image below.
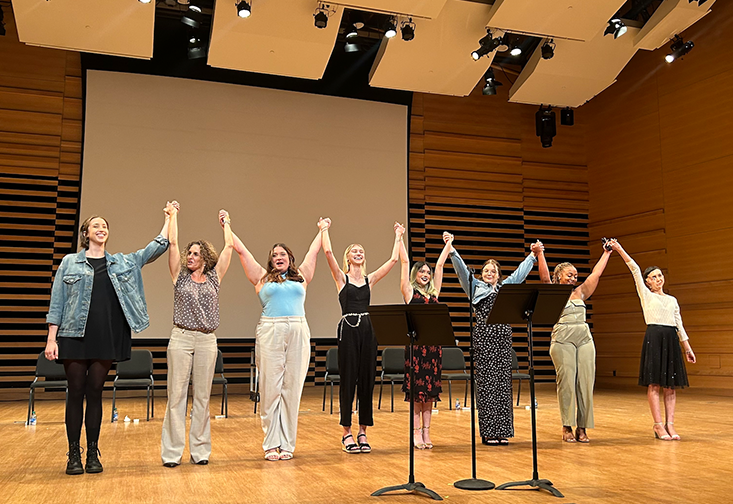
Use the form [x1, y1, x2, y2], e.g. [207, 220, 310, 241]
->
[535, 107, 556, 148]
[560, 108, 574, 126]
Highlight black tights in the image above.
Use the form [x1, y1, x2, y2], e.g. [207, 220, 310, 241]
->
[63, 359, 112, 444]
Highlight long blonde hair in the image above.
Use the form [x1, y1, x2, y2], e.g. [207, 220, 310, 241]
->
[342, 244, 367, 276]
[410, 261, 438, 298]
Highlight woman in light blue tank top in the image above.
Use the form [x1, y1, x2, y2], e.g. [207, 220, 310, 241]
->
[231, 218, 327, 461]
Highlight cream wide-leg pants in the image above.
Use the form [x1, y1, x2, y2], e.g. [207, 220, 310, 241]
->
[161, 327, 217, 464]
[256, 316, 311, 453]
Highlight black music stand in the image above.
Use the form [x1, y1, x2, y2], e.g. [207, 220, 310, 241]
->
[489, 284, 572, 499]
[369, 303, 456, 501]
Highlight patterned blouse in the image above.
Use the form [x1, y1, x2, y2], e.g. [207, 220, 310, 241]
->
[173, 269, 220, 333]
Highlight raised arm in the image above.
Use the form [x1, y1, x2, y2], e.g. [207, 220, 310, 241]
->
[449, 245, 476, 298]
[167, 201, 181, 283]
[320, 218, 345, 290]
[215, 209, 234, 282]
[532, 240, 551, 284]
[433, 232, 454, 297]
[610, 240, 647, 302]
[367, 222, 404, 289]
[298, 219, 327, 285]
[399, 238, 413, 304]
[577, 246, 613, 300]
[127, 205, 171, 268]
[231, 227, 266, 286]
[503, 248, 538, 285]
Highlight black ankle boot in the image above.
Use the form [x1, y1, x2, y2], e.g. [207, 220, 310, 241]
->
[85, 441, 103, 474]
[66, 441, 84, 475]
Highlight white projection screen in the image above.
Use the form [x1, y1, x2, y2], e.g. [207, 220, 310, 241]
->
[80, 70, 408, 339]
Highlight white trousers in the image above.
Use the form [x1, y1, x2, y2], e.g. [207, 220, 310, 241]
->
[256, 316, 311, 453]
[161, 327, 217, 464]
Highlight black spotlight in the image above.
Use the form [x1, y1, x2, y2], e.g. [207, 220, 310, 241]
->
[665, 35, 694, 63]
[471, 30, 501, 60]
[541, 40, 555, 60]
[560, 107, 574, 126]
[0, 6, 5, 37]
[182, 3, 203, 29]
[689, 0, 709, 5]
[603, 18, 627, 39]
[314, 11, 328, 29]
[401, 18, 415, 41]
[535, 105, 556, 148]
[482, 68, 503, 96]
[188, 34, 207, 60]
[236, 1, 251, 18]
[384, 18, 397, 39]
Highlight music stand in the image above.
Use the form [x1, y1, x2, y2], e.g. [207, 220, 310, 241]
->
[369, 304, 456, 501]
[488, 284, 572, 499]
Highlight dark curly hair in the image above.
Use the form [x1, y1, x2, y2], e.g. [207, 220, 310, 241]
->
[181, 240, 218, 274]
[262, 243, 303, 283]
[79, 215, 109, 250]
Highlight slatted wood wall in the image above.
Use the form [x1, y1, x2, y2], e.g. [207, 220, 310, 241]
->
[583, 1, 733, 390]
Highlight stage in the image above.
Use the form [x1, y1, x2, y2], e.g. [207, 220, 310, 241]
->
[1, 383, 730, 504]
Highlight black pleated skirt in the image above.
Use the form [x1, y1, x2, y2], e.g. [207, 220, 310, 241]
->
[638, 324, 689, 389]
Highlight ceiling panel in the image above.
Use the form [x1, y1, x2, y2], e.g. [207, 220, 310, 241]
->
[207, 0, 344, 80]
[368, 0, 493, 96]
[339, 1, 448, 19]
[508, 27, 640, 108]
[487, 0, 627, 42]
[635, 0, 715, 51]
[11, 0, 155, 59]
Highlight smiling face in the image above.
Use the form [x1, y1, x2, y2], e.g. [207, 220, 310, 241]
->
[271, 246, 290, 273]
[482, 261, 500, 286]
[81, 217, 109, 249]
[347, 245, 365, 268]
[645, 268, 665, 292]
[186, 244, 203, 272]
[557, 265, 578, 285]
[415, 264, 432, 287]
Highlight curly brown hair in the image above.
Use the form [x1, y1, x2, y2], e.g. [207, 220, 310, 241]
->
[79, 215, 109, 250]
[181, 240, 218, 274]
[262, 243, 304, 283]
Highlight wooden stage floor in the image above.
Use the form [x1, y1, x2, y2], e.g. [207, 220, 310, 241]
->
[1, 383, 730, 504]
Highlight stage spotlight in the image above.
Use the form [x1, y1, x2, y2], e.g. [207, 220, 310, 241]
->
[236, 1, 251, 18]
[688, 0, 709, 5]
[665, 35, 694, 63]
[188, 34, 207, 60]
[535, 105, 556, 148]
[139, 0, 152, 4]
[181, 3, 203, 29]
[313, 3, 334, 29]
[471, 30, 501, 61]
[344, 40, 360, 53]
[560, 107, 574, 126]
[0, 7, 5, 37]
[510, 45, 522, 57]
[346, 24, 359, 40]
[541, 40, 555, 60]
[384, 18, 397, 39]
[603, 18, 627, 39]
[482, 68, 503, 96]
[401, 18, 415, 41]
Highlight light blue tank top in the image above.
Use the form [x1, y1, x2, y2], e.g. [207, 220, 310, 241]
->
[258, 279, 306, 317]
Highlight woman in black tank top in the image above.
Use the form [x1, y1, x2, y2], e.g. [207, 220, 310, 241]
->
[321, 219, 405, 453]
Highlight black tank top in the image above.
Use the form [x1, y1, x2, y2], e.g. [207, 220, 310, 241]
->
[338, 275, 370, 314]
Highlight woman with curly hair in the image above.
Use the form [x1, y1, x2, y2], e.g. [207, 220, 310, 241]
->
[231, 218, 326, 461]
[161, 202, 234, 467]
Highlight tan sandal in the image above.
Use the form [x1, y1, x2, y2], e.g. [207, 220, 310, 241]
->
[665, 422, 681, 441]
[264, 449, 280, 461]
[562, 427, 576, 443]
[422, 427, 433, 449]
[654, 422, 672, 441]
[413, 429, 426, 450]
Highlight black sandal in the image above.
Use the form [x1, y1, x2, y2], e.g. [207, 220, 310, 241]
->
[357, 433, 372, 453]
[342, 434, 360, 454]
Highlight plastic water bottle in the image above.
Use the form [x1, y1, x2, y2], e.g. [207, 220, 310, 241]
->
[29, 411, 37, 426]
[455, 399, 461, 411]
[112, 408, 118, 422]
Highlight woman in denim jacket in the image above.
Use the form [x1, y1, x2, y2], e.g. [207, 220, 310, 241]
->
[44, 207, 170, 475]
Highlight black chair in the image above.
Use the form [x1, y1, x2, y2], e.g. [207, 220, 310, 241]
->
[378, 347, 405, 412]
[512, 348, 531, 406]
[111, 349, 154, 421]
[322, 347, 340, 414]
[27, 352, 68, 424]
[441, 347, 469, 410]
[213, 349, 228, 418]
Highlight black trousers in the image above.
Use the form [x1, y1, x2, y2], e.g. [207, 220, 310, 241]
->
[338, 319, 377, 427]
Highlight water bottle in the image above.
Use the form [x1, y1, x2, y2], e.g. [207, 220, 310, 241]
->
[455, 399, 461, 411]
[29, 411, 37, 426]
[112, 408, 118, 422]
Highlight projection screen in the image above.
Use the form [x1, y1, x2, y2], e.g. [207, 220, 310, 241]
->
[80, 70, 407, 339]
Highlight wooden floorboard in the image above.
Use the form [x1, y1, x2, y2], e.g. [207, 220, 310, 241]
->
[1, 384, 731, 504]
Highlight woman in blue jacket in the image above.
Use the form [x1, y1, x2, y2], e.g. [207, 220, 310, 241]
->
[44, 206, 170, 475]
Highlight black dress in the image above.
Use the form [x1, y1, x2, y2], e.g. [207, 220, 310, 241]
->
[473, 290, 514, 439]
[402, 290, 442, 403]
[58, 256, 131, 362]
[337, 275, 377, 426]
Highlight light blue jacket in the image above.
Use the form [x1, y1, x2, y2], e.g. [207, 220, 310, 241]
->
[46, 234, 169, 337]
[450, 250, 537, 305]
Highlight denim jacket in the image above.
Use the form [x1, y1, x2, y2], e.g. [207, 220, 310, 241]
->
[450, 250, 537, 305]
[46, 234, 169, 337]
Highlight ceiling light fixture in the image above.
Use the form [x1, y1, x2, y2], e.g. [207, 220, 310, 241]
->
[541, 40, 555, 60]
[482, 68, 503, 96]
[139, 0, 152, 4]
[665, 35, 694, 63]
[604, 18, 627, 39]
[236, 1, 251, 18]
[384, 18, 397, 39]
[313, 3, 335, 29]
[188, 34, 207, 60]
[471, 30, 501, 61]
[688, 0, 709, 5]
[510, 45, 522, 57]
[560, 107, 574, 126]
[181, 3, 203, 29]
[536, 105, 556, 148]
[0, 6, 5, 37]
[401, 18, 415, 41]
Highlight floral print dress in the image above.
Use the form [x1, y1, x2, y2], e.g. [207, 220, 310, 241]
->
[402, 290, 442, 403]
